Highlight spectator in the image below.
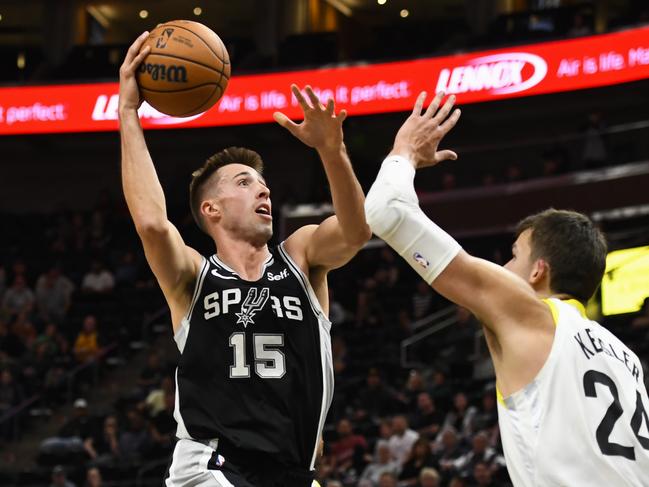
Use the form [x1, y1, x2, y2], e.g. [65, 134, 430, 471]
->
[434, 427, 465, 478]
[442, 392, 478, 438]
[454, 432, 505, 479]
[378, 471, 398, 487]
[33, 322, 62, 357]
[470, 461, 496, 487]
[138, 351, 165, 395]
[11, 312, 37, 350]
[0, 369, 23, 438]
[504, 164, 524, 184]
[145, 375, 175, 416]
[2, 275, 35, 318]
[354, 368, 398, 421]
[35, 266, 74, 323]
[114, 251, 138, 287]
[388, 415, 419, 466]
[118, 409, 151, 462]
[330, 418, 368, 474]
[411, 392, 444, 440]
[359, 440, 399, 485]
[412, 282, 433, 319]
[449, 476, 467, 487]
[81, 261, 115, 294]
[402, 370, 427, 412]
[399, 437, 436, 486]
[419, 467, 441, 487]
[73, 315, 100, 363]
[428, 370, 452, 412]
[50, 465, 76, 487]
[59, 398, 95, 438]
[149, 390, 176, 456]
[473, 387, 498, 434]
[84, 467, 102, 487]
[84, 415, 120, 466]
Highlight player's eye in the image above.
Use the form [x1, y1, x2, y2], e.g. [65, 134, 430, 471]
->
[238, 179, 249, 186]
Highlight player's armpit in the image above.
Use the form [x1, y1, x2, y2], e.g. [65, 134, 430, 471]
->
[138, 220, 203, 329]
[286, 218, 365, 272]
[433, 250, 553, 337]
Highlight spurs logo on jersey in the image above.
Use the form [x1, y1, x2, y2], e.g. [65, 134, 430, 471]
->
[236, 287, 270, 327]
[203, 288, 304, 323]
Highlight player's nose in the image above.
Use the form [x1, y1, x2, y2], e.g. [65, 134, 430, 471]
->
[257, 183, 270, 200]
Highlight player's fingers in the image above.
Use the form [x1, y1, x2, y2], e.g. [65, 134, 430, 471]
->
[337, 109, 347, 123]
[291, 84, 311, 111]
[273, 111, 300, 135]
[432, 95, 456, 125]
[438, 108, 461, 134]
[435, 149, 458, 162]
[305, 86, 324, 111]
[325, 98, 335, 115]
[424, 91, 445, 118]
[412, 91, 427, 116]
[129, 45, 151, 72]
[125, 31, 149, 64]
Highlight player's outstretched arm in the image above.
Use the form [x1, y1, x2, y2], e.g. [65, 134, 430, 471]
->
[119, 32, 201, 328]
[275, 85, 371, 271]
[365, 92, 551, 337]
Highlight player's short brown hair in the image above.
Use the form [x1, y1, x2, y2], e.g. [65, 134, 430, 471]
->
[515, 209, 607, 303]
[189, 147, 264, 232]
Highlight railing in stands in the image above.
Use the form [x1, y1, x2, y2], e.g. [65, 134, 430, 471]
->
[400, 306, 456, 368]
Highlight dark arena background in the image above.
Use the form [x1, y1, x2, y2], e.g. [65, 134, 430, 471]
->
[1, 1, 649, 486]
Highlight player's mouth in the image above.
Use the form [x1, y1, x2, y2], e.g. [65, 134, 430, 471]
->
[255, 203, 272, 220]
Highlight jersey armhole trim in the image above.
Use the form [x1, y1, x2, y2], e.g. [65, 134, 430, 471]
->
[174, 257, 209, 343]
[542, 298, 559, 327]
[277, 242, 330, 323]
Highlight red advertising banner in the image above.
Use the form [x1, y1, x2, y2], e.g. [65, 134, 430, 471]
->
[1, 26, 648, 135]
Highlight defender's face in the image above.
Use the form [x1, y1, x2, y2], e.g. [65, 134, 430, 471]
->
[212, 164, 272, 244]
[504, 229, 535, 282]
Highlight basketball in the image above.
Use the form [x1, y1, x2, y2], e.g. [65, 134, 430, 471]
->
[136, 20, 230, 117]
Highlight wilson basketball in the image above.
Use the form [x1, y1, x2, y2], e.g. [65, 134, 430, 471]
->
[136, 20, 230, 117]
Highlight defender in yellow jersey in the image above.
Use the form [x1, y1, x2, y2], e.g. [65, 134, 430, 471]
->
[364, 91, 649, 486]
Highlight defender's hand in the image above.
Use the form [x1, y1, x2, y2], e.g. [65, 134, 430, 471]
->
[274, 84, 347, 155]
[391, 91, 461, 169]
[119, 31, 151, 113]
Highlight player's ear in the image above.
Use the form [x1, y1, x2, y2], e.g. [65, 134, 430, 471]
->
[201, 199, 220, 223]
[529, 258, 548, 285]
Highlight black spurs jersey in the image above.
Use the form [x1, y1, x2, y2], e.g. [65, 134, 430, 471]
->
[172, 242, 334, 470]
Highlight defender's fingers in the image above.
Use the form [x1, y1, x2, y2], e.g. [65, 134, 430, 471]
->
[305, 86, 323, 110]
[337, 109, 347, 122]
[273, 111, 300, 135]
[435, 149, 458, 162]
[325, 98, 335, 115]
[438, 108, 461, 134]
[432, 95, 456, 125]
[291, 84, 311, 111]
[424, 91, 445, 118]
[412, 91, 427, 115]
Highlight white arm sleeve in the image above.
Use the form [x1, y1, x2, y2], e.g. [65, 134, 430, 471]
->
[364, 156, 461, 284]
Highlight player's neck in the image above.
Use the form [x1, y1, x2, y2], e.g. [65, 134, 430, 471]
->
[214, 236, 270, 281]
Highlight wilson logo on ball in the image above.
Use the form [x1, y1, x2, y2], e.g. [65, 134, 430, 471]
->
[156, 28, 175, 49]
[139, 63, 188, 83]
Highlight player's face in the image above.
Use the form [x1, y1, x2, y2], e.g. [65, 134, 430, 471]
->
[504, 229, 535, 283]
[213, 164, 272, 245]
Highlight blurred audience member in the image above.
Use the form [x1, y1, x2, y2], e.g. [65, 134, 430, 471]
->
[2, 275, 35, 318]
[81, 261, 115, 294]
[399, 437, 436, 486]
[419, 467, 441, 487]
[388, 415, 419, 466]
[359, 440, 399, 485]
[74, 315, 100, 363]
[84, 467, 102, 487]
[35, 266, 74, 323]
[411, 392, 444, 440]
[443, 392, 477, 438]
[50, 465, 76, 487]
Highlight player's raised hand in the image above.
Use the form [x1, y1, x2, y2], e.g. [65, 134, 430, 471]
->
[274, 84, 347, 155]
[118, 31, 151, 113]
[391, 91, 461, 169]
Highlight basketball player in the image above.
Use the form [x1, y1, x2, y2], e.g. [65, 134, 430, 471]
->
[119, 33, 371, 486]
[364, 91, 649, 486]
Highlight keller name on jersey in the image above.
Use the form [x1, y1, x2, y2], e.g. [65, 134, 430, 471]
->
[573, 326, 641, 383]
